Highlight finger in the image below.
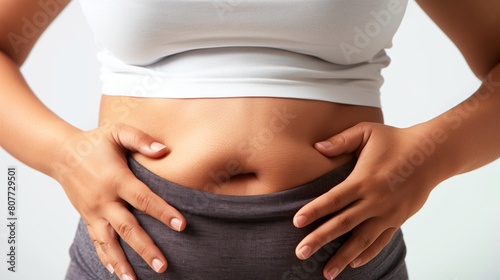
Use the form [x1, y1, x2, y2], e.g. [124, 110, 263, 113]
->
[87, 220, 136, 279]
[118, 173, 186, 232]
[106, 203, 168, 275]
[321, 219, 390, 280]
[293, 178, 359, 228]
[87, 222, 115, 275]
[314, 123, 371, 157]
[95, 244, 115, 276]
[349, 227, 397, 268]
[295, 200, 373, 260]
[111, 123, 169, 158]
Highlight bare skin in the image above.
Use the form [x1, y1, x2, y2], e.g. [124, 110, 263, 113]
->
[294, 0, 500, 278]
[99, 96, 382, 195]
[1, 0, 499, 280]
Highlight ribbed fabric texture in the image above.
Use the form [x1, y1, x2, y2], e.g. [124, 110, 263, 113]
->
[78, 0, 408, 107]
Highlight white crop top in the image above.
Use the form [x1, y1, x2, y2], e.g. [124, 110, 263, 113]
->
[78, 0, 408, 107]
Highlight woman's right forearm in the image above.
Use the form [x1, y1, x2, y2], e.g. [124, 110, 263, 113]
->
[0, 50, 81, 177]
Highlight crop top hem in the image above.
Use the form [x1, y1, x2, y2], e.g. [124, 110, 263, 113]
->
[100, 72, 382, 108]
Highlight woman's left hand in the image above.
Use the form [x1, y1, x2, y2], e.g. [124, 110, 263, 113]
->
[293, 122, 448, 279]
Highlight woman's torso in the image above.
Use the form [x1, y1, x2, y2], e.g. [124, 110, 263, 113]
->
[99, 96, 383, 195]
[89, 0, 406, 194]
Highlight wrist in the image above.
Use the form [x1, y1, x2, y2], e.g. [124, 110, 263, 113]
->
[47, 127, 86, 182]
[405, 121, 458, 188]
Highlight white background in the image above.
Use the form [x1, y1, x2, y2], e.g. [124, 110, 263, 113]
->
[1, 1, 499, 279]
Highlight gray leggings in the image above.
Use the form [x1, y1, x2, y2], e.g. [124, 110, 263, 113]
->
[66, 157, 408, 280]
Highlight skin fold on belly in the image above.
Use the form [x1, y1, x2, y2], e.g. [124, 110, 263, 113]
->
[99, 96, 383, 195]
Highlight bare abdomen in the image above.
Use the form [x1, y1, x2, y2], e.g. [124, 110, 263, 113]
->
[99, 96, 383, 195]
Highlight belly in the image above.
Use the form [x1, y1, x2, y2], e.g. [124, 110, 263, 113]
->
[99, 96, 383, 195]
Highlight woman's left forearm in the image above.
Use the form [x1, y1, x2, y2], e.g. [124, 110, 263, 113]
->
[414, 62, 500, 180]
[415, 0, 500, 179]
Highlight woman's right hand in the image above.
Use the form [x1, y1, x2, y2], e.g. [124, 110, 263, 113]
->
[51, 123, 186, 280]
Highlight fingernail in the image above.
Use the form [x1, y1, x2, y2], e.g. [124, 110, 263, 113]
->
[170, 218, 183, 231]
[150, 142, 167, 152]
[294, 215, 307, 227]
[328, 267, 339, 280]
[298, 245, 312, 259]
[106, 263, 114, 274]
[352, 258, 362, 268]
[152, 258, 165, 272]
[316, 141, 332, 149]
[121, 274, 133, 280]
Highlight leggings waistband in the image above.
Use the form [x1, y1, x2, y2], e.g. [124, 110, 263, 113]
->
[66, 156, 408, 280]
[127, 156, 357, 219]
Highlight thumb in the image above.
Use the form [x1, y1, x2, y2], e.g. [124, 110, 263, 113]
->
[314, 123, 370, 157]
[111, 124, 169, 158]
